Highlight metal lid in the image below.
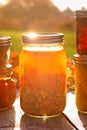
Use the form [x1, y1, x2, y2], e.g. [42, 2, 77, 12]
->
[0, 36, 11, 45]
[22, 33, 64, 43]
[74, 54, 87, 64]
[76, 10, 87, 18]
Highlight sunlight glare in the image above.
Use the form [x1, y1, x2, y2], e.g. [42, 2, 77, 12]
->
[28, 32, 37, 39]
[0, 0, 7, 5]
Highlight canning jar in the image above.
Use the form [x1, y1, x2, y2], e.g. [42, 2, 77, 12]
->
[0, 64, 16, 110]
[0, 36, 11, 66]
[76, 10, 87, 55]
[19, 33, 67, 118]
[74, 54, 87, 113]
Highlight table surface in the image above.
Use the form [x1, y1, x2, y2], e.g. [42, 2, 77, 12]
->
[0, 89, 87, 130]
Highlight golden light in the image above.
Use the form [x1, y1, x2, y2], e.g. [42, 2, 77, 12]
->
[0, 0, 7, 5]
[42, 115, 48, 122]
[28, 32, 37, 39]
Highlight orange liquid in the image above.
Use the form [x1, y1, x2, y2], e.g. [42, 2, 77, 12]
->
[0, 77, 16, 110]
[20, 46, 67, 117]
[75, 63, 87, 113]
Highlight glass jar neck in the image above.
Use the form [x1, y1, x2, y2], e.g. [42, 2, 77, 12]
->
[0, 64, 13, 77]
[22, 42, 63, 52]
[23, 42, 63, 46]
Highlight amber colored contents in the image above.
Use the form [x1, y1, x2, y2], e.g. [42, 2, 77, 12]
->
[20, 46, 66, 117]
[9, 51, 19, 88]
[76, 18, 87, 55]
[75, 63, 87, 113]
[0, 77, 16, 110]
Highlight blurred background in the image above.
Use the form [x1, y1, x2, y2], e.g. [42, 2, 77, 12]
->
[0, 0, 86, 89]
[0, 0, 87, 58]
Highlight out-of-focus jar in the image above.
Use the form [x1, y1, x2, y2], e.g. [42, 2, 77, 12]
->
[19, 33, 67, 118]
[74, 54, 87, 113]
[76, 10, 87, 55]
[0, 36, 11, 66]
[0, 64, 16, 110]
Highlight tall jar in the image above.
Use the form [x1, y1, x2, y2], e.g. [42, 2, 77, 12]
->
[74, 54, 87, 113]
[76, 10, 87, 55]
[19, 33, 67, 118]
[0, 36, 11, 66]
[0, 64, 16, 110]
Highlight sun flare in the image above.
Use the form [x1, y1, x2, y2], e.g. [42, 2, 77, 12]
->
[0, 0, 7, 5]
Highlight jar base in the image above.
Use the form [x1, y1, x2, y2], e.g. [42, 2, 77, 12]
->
[24, 113, 62, 119]
[0, 106, 12, 111]
[78, 110, 87, 114]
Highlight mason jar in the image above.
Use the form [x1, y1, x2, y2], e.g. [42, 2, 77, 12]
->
[0, 64, 16, 110]
[19, 33, 67, 118]
[76, 10, 87, 55]
[74, 54, 87, 113]
[0, 36, 11, 66]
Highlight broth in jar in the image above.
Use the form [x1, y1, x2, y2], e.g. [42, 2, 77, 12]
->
[20, 33, 67, 117]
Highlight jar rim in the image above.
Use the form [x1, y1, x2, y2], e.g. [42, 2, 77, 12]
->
[0, 36, 11, 44]
[74, 54, 87, 64]
[75, 9, 87, 18]
[22, 33, 64, 43]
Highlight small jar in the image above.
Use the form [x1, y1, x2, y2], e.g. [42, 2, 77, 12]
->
[76, 10, 87, 55]
[19, 33, 67, 118]
[74, 54, 87, 113]
[0, 64, 16, 110]
[0, 36, 11, 66]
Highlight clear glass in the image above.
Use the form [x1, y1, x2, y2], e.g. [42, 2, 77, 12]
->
[0, 36, 11, 66]
[19, 33, 67, 118]
[74, 54, 87, 113]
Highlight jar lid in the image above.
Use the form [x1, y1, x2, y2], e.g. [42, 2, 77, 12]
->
[76, 10, 87, 18]
[0, 36, 11, 45]
[74, 54, 87, 64]
[22, 33, 64, 43]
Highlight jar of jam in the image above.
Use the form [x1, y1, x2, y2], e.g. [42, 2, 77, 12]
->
[19, 33, 67, 118]
[74, 54, 87, 113]
[0, 64, 16, 110]
[0, 36, 11, 66]
[76, 10, 87, 55]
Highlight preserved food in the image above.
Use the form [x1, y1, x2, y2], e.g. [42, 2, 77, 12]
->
[0, 36, 16, 110]
[20, 33, 67, 117]
[74, 54, 87, 113]
[76, 10, 87, 55]
[0, 64, 16, 110]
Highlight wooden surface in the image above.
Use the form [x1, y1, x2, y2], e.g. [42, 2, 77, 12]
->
[0, 89, 87, 130]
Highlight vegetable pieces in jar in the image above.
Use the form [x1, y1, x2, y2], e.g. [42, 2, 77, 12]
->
[20, 33, 67, 117]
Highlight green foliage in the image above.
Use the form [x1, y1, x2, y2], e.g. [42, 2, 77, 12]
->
[63, 30, 76, 58]
[0, 30, 76, 58]
[0, 30, 22, 53]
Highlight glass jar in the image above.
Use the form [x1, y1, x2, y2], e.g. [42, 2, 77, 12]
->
[0, 64, 16, 110]
[74, 54, 87, 113]
[19, 33, 67, 118]
[0, 36, 11, 66]
[76, 10, 87, 55]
